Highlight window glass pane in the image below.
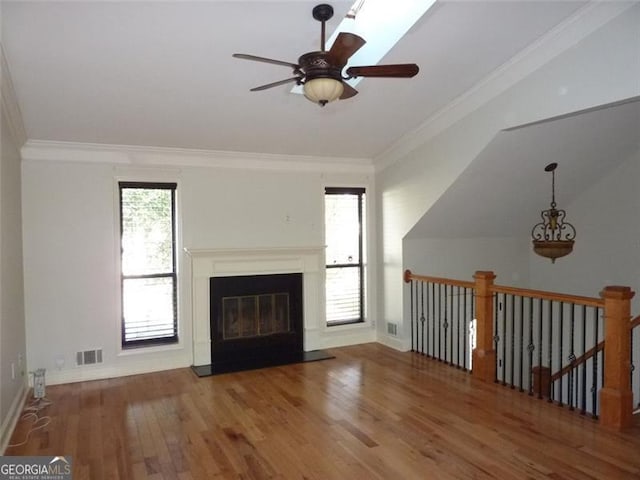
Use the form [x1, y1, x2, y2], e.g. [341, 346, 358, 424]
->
[123, 277, 175, 342]
[325, 194, 360, 265]
[121, 188, 173, 275]
[326, 266, 361, 324]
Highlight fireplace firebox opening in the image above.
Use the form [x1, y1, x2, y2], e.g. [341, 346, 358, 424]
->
[209, 273, 303, 369]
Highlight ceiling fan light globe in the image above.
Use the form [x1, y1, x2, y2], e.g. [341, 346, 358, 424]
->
[303, 78, 344, 106]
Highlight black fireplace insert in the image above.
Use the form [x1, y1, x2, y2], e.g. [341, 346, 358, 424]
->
[209, 273, 303, 367]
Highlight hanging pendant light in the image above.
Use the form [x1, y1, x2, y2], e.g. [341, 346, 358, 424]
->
[531, 163, 576, 263]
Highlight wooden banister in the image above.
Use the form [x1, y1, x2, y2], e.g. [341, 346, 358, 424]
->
[491, 284, 603, 308]
[550, 314, 640, 383]
[406, 270, 603, 307]
[404, 270, 474, 289]
[550, 342, 604, 382]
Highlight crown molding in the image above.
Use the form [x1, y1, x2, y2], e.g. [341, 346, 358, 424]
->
[374, 1, 635, 173]
[1, 44, 27, 148]
[21, 140, 375, 174]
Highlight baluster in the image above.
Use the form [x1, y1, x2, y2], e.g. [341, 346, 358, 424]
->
[416, 282, 420, 353]
[494, 293, 500, 384]
[599, 306, 605, 409]
[449, 286, 454, 367]
[419, 282, 425, 355]
[528, 297, 535, 396]
[558, 302, 564, 406]
[537, 298, 544, 399]
[443, 284, 449, 364]
[463, 287, 468, 371]
[470, 288, 475, 371]
[631, 326, 635, 407]
[581, 305, 587, 415]
[548, 300, 553, 403]
[471, 289, 475, 373]
[456, 286, 461, 368]
[425, 281, 430, 357]
[501, 293, 507, 386]
[568, 304, 576, 411]
[410, 279, 414, 351]
[463, 289, 467, 369]
[510, 294, 515, 389]
[431, 283, 436, 360]
[519, 296, 525, 392]
[591, 306, 599, 419]
[438, 283, 442, 362]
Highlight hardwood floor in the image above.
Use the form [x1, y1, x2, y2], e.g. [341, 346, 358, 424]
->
[6, 343, 640, 479]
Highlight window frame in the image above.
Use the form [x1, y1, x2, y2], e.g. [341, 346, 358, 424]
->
[118, 181, 178, 348]
[324, 186, 366, 326]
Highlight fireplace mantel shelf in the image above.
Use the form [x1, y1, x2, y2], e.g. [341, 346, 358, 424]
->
[184, 246, 326, 257]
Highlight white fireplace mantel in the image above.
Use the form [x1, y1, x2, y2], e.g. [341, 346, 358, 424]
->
[185, 246, 325, 366]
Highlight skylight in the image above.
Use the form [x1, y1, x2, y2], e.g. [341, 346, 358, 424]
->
[292, 0, 435, 94]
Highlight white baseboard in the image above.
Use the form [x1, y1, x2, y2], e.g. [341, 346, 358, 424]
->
[306, 326, 377, 351]
[45, 355, 192, 386]
[377, 334, 410, 352]
[0, 382, 29, 454]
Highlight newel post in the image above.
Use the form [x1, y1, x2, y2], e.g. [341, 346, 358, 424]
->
[599, 286, 635, 429]
[472, 271, 496, 383]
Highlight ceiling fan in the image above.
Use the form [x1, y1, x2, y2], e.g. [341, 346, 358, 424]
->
[233, 3, 419, 107]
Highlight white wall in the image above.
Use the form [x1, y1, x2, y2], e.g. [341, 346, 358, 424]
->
[0, 102, 27, 450]
[403, 236, 529, 286]
[376, 4, 640, 348]
[21, 153, 376, 385]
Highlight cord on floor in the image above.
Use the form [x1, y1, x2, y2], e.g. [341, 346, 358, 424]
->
[7, 397, 53, 448]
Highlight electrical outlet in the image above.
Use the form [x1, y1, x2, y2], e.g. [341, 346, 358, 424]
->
[55, 356, 65, 370]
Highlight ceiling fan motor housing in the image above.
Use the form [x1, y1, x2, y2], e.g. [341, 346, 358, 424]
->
[298, 52, 343, 83]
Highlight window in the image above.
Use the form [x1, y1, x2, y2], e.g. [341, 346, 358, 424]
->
[324, 187, 365, 325]
[119, 182, 178, 348]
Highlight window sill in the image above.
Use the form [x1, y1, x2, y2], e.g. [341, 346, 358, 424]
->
[117, 340, 184, 357]
[324, 320, 371, 333]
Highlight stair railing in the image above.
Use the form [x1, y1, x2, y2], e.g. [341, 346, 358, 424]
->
[404, 270, 475, 371]
[404, 270, 636, 429]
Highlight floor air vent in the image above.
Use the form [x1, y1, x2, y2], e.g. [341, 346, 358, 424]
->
[76, 349, 103, 366]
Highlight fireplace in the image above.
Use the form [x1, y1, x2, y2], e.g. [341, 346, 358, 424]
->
[185, 246, 333, 374]
[210, 273, 303, 367]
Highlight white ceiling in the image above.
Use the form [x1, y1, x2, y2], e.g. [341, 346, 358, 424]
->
[2, 0, 589, 162]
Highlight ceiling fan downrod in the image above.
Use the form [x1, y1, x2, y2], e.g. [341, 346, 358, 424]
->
[312, 4, 334, 52]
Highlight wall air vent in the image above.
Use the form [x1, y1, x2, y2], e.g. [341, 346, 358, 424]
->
[387, 322, 398, 336]
[76, 349, 103, 366]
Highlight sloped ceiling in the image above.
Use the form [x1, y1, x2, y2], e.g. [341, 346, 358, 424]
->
[1, 1, 588, 161]
[406, 98, 640, 239]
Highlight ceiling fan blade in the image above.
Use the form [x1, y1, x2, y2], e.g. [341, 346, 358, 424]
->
[340, 83, 358, 100]
[250, 77, 302, 92]
[233, 53, 300, 70]
[346, 64, 419, 78]
[328, 32, 366, 67]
